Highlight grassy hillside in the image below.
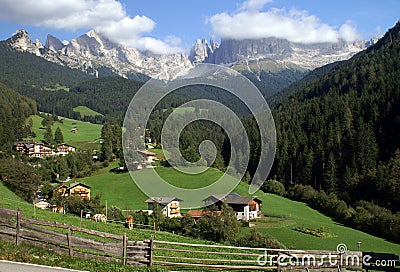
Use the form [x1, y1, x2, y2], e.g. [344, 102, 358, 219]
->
[1, 166, 400, 255]
[78, 164, 227, 209]
[74, 165, 400, 253]
[0, 179, 225, 244]
[73, 106, 104, 117]
[247, 194, 400, 253]
[26, 115, 102, 150]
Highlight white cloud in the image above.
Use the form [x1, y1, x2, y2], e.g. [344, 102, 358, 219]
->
[0, 0, 183, 54]
[239, 0, 273, 12]
[164, 35, 182, 46]
[339, 21, 360, 42]
[209, 1, 360, 43]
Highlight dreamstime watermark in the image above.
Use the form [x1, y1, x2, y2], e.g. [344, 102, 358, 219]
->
[257, 243, 398, 268]
[122, 63, 276, 209]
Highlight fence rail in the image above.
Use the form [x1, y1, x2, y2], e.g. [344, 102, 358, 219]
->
[0, 208, 367, 271]
[153, 240, 363, 271]
[0, 208, 150, 267]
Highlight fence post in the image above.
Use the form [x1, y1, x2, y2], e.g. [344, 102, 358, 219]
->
[122, 232, 127, 265]
[277, 251, 281, 272]
[67, 227, 73, 257]
[80, 210, 83, 228]
[149, 235, 154, 266]
[15, 208, 21, 245]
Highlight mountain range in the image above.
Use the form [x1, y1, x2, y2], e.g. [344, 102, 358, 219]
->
[9, 29, 192, 80]
[7, 29, 376, 85]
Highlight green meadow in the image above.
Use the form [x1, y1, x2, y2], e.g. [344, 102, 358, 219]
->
[73, 106, 104, 117]
[1, 155, 399, 253]
[162, 106, 208, 114]
[73, 164, 400, 253]
[26, 115, 102, 150]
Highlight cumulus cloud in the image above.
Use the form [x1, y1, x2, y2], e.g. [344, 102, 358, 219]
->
[339, 21, 360, 42]
[209, 0, 360, 43]
[0, 0, 182, 54]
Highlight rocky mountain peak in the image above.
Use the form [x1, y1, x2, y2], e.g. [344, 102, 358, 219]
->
[45, 34, 64, 52]
[8, 29, 192, 80]
[191, 37, 372, 70]
[9, 30, 42, 56]
[189, 37, 219, 63]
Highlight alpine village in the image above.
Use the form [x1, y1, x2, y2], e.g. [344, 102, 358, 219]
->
[0, 2, 399, 271]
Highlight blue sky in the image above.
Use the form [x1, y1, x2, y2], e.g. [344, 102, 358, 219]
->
[0, 0, 398, 54]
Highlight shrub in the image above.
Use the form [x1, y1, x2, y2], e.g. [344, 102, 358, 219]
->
[262, 179, 286, 196]
[236, 229, 285, 249]
[288, 184, 317, 202]
[134, 211, 150, 226]
[195, 203, 240, 243]
[107, 206, 124, 221]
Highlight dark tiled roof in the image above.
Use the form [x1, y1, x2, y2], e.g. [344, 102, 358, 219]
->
[145, 197, 182, 205]
[204, 194, 262, 205]
[68, 182, 91, 189]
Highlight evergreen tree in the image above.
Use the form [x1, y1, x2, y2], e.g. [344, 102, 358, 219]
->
[100, 139, 113, 162]
[44, 125, 53, 145]
[54, 126, 64, 144]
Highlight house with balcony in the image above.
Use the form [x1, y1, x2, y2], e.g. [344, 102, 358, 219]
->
[145, 197, 182, 218]
[203, 193, 262, 221]
[14, 142, 53, 158]
[57, 144, 76, 156]
[54, 182, 91, 200]
[14, 142, 76, 158]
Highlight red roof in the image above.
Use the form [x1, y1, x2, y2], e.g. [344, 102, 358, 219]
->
[187, 210, 222, 218]
[137, 150, 156, 156]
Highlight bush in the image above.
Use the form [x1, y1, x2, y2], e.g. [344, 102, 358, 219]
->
[134, 211, 150, 226]
[160, 217, 181, 233]
[195, 203, 240, 243]
[236, 229, 285, 249]
[107, 206, 124, 221]
[288, 184, 317, 202]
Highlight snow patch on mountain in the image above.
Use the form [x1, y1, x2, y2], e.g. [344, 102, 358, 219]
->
[190, 37, 376, 70]
[9, 30, 193, 80]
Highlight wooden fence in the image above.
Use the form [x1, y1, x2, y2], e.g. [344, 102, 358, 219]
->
[152, 240, 363, 271]
[0, 208, 365, 271]
[0, 208, 151, 267]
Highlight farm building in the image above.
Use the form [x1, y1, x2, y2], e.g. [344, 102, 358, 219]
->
[204, 194, 262, 221]
[137, 150, 157, 163]
[145, 197, 182, 218]
[54, 182, 91, 200]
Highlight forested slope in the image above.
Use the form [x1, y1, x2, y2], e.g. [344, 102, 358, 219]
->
[268, 22, 400, 242]
[0, 82, 36, 150]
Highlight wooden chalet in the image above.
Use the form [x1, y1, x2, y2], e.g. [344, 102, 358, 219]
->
[145, 197, 182, 218]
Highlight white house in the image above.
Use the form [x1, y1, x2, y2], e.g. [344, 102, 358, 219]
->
[145, 197, 182, 218]
[137, 150, 157, 163]
[57, 144, 76, 156]
[204, 194, 262, 221]
[14, 142, 75, 158]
